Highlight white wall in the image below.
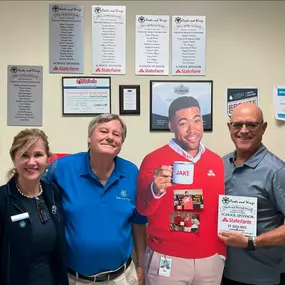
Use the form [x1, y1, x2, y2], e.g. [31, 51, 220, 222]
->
[0, 1, 285, 184]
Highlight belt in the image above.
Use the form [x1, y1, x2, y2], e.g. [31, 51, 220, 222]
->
[68, 257, 132, 282]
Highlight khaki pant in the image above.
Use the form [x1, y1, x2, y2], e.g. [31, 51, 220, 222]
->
[145, 247, 224, 285]
[68, 261, 138, 285]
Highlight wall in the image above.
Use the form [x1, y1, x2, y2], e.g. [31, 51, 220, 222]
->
[0, 0, 284, 184]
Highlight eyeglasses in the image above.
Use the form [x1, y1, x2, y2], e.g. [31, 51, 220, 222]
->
[229, 122, 262, 131]
[35, 198, 49, 224]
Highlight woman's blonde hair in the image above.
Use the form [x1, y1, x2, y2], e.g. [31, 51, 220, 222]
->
[7, 128, 51, 179]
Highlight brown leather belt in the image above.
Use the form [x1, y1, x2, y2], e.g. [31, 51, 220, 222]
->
[68, 257, 132, 282]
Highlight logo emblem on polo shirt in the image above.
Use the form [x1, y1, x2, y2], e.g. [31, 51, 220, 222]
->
[116, 189, 130, 202]
[207, 169, 215, 176]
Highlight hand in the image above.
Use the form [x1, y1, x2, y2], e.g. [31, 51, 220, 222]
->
[218, 231, 248, 248]
[136, 265, 145, 285]
[153, 165, 173, 196]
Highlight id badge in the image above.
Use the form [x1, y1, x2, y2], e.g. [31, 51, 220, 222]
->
[158, 257, 172, 277]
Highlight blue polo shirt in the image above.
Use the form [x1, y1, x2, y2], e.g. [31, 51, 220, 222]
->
[45, 152, 147, 275]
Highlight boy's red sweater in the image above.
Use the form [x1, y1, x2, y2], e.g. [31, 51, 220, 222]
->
[137, 145, 226, 258]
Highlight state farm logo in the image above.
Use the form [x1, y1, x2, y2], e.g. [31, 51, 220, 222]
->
[139, 68, 164, 73]
[222, 217, 229, 222]
[53, 66, 79, 71]
[95, 67, 121, 73]
[175, 69, 201, 74]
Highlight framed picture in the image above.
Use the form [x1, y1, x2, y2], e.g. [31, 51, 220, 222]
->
[150, 80, 213, 131]
[119, 85, 140, 115]
[62, 76, 111, 115]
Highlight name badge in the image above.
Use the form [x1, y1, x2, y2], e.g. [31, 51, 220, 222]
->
[11, 212, 29, 222]
[158, 257, 172, 277]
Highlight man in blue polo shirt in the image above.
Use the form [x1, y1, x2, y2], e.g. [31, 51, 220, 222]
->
[219, 103, 285, 285]
[45, 114, 147, 285]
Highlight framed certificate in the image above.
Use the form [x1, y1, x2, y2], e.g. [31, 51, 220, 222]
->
[62, 76, 111, 115]
[119, 85, 140, 115]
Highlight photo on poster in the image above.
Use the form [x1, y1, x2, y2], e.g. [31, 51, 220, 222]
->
[226, 87, 258, 118]
[150, 80, 213, 131]
[173, 189, 203, 210]
[170, 212, 200, 233]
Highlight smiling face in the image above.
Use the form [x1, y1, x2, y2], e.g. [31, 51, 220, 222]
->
[13, 138, 49, 182]
[228, 103, 267, 156]
[168, 107, 203, 156]
[88, 120, 123, 157]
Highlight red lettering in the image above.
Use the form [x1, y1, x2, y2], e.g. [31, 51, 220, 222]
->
[176, 170, 190, 176]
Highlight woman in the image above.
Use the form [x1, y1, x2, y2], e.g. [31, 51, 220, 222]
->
[0, 129, 69, 285]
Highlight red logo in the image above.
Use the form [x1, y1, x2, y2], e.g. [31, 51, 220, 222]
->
[53, 66, 59, 71]
[96, 68, 101, 72]
[222, 217, 229, 222]
[176, 69, 181, 73]
[139, 68, 145, 73]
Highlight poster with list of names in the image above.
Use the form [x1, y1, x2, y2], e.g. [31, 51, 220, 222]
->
[92, 5, 126, 75]
[135, 15, 169, 75]
[49, 4, 84, 74]
[7, 65, 43, 126]
[172, 16, 206, 76]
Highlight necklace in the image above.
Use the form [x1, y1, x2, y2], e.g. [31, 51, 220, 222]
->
[16, 183, 43, 198]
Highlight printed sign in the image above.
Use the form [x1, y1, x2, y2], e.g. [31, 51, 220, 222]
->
[135, 15, 169, 75]
[49, 4, 84, 74]
[7, 65, 43, 126]
[218, 195, 257, 237]
[227, 87, 258, 118]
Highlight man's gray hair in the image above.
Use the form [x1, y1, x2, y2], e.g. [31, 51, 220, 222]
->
[88, 114, 127, 146]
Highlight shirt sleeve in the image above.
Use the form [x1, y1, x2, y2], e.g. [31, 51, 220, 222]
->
[43, 161, 58, 183]
[271, 167, 285, 216]
[132, 209, 148, 224]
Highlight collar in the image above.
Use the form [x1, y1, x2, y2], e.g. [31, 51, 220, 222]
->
[228, 144, 268, 168]
[168, 139, 205, 163]
[80, 151, 126, 178]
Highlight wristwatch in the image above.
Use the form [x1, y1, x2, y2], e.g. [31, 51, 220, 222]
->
[247, 236, 256, 250]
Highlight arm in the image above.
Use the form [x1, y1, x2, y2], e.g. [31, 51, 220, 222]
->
[255, 167, 285, 246]
[132, 223, 147, 267]
[136, 155, 172, 216]
[132, 211, 147, 285]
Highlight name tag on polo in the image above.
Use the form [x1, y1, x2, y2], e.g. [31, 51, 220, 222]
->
[11, 212, 29, 222]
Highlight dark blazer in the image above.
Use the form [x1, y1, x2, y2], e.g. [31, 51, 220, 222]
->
[0, 176, 69, 285]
